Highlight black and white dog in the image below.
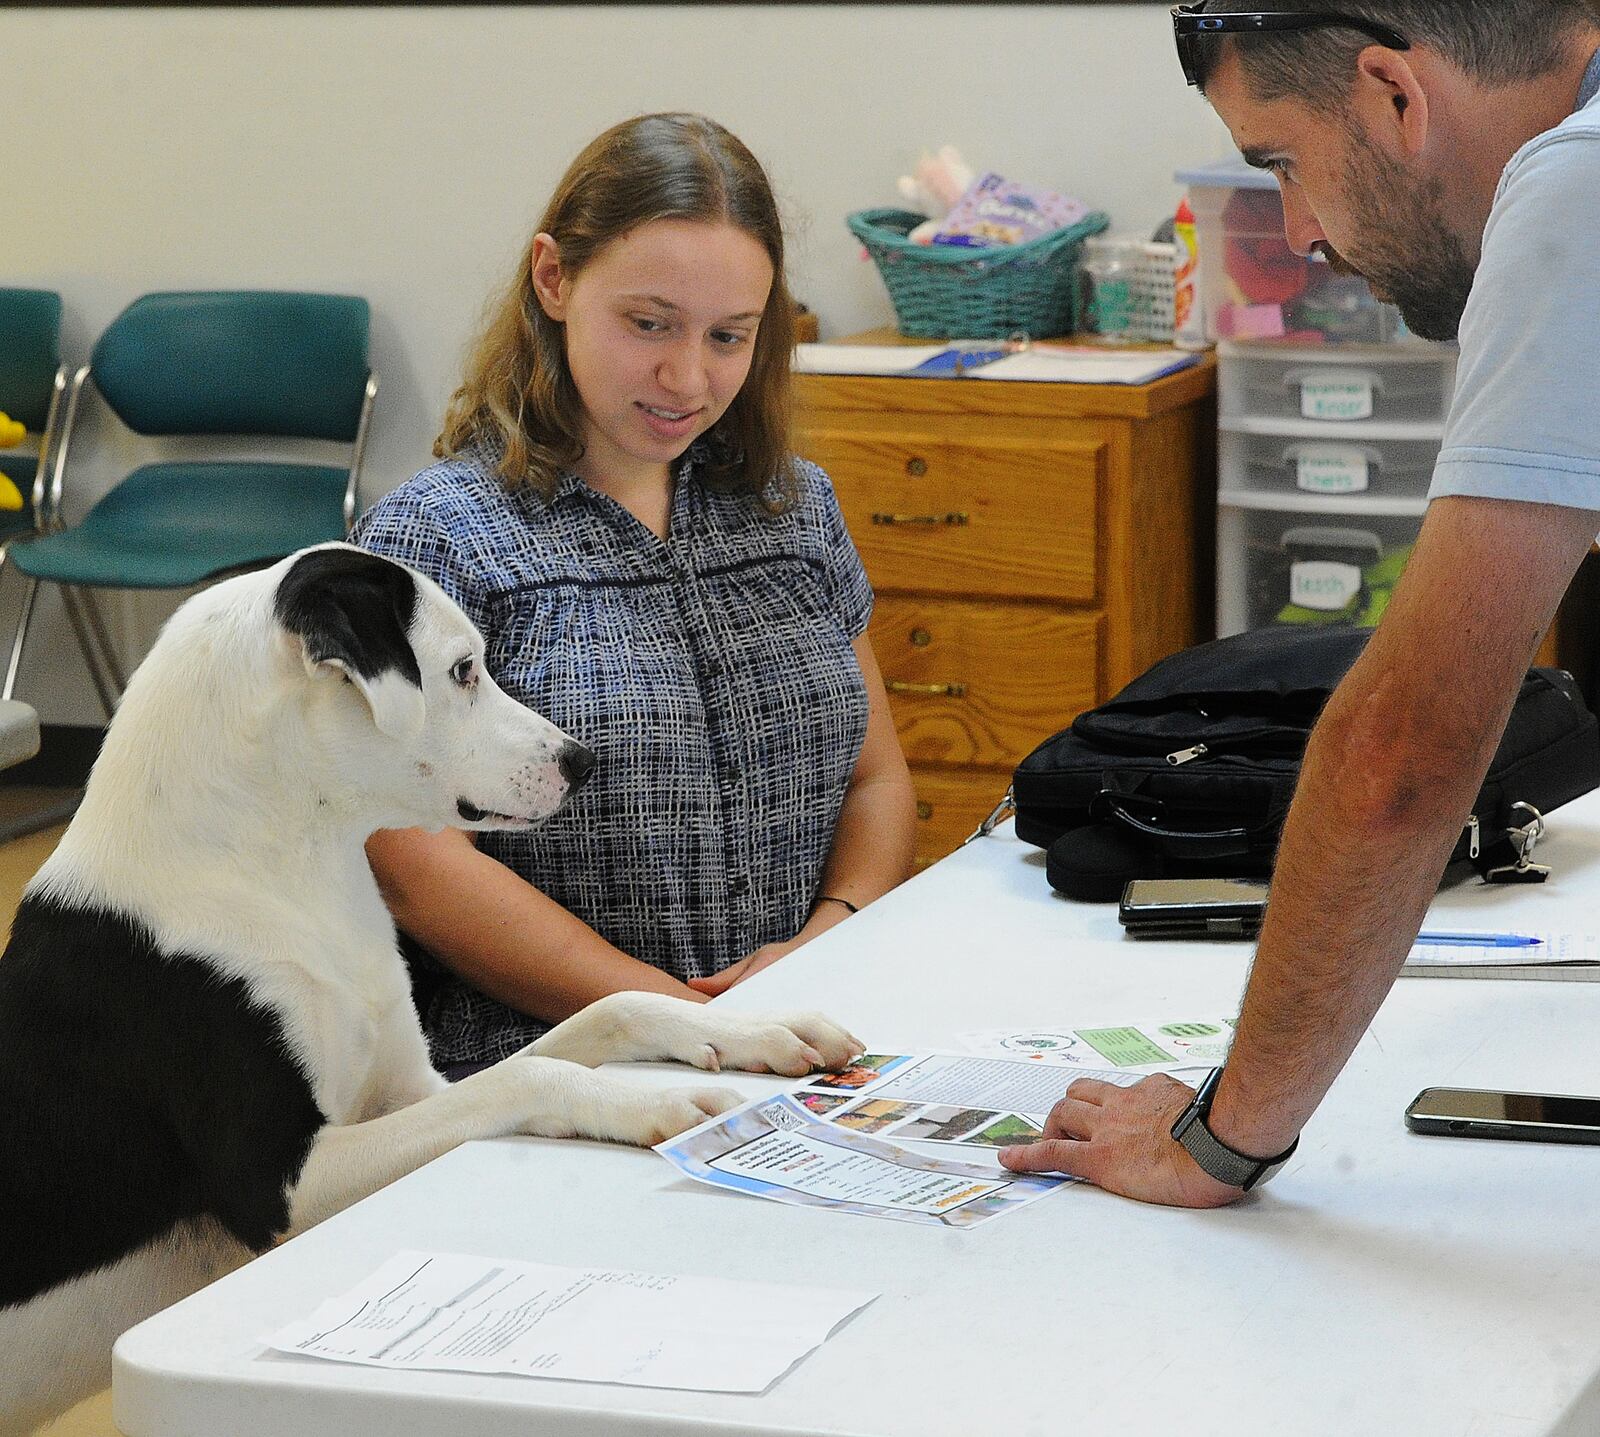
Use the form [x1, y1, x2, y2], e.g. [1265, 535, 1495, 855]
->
[0, 544, 859, 1433]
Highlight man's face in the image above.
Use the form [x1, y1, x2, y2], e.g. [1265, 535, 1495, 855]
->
[1205, 53, 1477, 341]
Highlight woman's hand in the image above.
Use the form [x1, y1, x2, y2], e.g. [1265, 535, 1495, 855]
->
[686, 938, 805, 997]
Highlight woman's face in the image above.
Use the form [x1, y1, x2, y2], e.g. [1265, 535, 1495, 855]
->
[532, 218, 774, 487]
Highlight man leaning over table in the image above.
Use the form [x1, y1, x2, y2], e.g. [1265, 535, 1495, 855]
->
[1000, 0, 1600, 1206]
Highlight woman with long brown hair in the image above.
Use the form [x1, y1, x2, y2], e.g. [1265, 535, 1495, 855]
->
[356, 113, 915, 1072]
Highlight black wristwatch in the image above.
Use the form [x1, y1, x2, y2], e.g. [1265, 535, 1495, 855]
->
[1170, 1067, 1298, 1191]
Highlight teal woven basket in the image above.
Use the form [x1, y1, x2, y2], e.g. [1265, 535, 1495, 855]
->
[848, 207, 1110, 340]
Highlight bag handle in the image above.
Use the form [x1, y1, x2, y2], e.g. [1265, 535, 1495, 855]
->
[1088, 769, 1289, 860]
[1091, 794, 1257, 859]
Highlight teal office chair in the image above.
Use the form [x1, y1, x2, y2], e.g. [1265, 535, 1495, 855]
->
[5, 291, 378, 717]
[0, 288, 66, 547]
[0, 289, 67, 790]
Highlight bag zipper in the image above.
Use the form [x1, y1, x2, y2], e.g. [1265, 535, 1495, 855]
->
[1167, 743, 1209, 766]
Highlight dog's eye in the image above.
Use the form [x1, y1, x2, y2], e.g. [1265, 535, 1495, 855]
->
[450, 657, 477, 689]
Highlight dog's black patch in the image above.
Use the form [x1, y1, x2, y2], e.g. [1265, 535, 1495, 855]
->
[274, 548, 422, 690]
[0, 894, 326, 1308]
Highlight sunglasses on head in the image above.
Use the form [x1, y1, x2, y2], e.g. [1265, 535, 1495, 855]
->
[1171, 5, 1411, 88]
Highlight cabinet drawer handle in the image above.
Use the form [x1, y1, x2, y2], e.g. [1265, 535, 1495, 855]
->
[917, 801, 933, 821]
[905, 456, 928, 477]
[888, 681, 967, 697]
[870, 512, 969, 527]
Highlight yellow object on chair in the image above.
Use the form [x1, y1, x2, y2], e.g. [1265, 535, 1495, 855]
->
[0, 411, 28, 510]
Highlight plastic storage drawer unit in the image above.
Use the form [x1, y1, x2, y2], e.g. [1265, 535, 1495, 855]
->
[1219, 343, 1457, 427]
[1220, 428, 1443, 506]
[1218, 506, 1426, 634]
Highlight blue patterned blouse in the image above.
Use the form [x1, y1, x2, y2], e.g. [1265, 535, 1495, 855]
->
[353, 446, 874, 1064]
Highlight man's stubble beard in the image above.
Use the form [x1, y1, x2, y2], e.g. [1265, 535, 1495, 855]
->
[1322, 130, 1477, 342]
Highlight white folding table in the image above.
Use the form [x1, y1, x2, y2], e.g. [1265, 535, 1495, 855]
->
[115, 795, 1600, 1436]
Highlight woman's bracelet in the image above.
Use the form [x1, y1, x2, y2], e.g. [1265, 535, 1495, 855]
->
[815, 894, 859, 916]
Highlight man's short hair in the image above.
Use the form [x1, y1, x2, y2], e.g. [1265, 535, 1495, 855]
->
[1188, 0, 1598, 105]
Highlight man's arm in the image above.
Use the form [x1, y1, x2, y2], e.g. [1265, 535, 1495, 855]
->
[1002, 495, 1599, 1206]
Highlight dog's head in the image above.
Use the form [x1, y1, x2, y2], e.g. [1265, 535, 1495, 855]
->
[271, 544, 594, 831]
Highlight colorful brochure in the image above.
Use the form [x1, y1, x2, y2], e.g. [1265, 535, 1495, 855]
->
[655, 1090, 1067, 1229]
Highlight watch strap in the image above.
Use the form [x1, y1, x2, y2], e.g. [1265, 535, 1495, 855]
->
[1171, 1067, 1298, 1191]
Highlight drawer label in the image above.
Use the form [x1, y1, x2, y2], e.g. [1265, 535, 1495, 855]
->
[1295, 445, 1370, 494]
[1290, 560, 1362, 611]
[1300, 371, 1375, 421]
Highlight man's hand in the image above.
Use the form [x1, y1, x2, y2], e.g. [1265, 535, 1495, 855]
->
[997, 1075, 1246, 1209]
[686, 939, 802, 998]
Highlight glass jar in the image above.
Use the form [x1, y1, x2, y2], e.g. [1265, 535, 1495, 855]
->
[1080, 237, 1142, 344]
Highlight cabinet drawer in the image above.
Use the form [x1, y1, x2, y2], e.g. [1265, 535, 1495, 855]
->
[908, 767, 1011, 870]
[871, 596, 1099, 767]
[801, 428, 1103, 601]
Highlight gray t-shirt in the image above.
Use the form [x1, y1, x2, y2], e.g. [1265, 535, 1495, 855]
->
[1429, 48, 1600, 508]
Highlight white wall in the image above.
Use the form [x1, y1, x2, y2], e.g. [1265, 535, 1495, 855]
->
[7, 3, 1231, 724]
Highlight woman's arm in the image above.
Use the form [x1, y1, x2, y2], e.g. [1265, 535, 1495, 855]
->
[367, 827, 706, 1026]
[689, 632, 916, 995]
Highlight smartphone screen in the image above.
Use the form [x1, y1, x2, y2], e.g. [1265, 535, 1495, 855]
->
[1121, 878, 1270, 912]
[1406, 1087, 1600, 1143]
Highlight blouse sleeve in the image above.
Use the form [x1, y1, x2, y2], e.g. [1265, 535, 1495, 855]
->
[351, 477, 493, 637]
[797, 459, 874, 640]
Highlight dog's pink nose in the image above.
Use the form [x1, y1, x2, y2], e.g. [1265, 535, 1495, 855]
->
[558, 742, 597, 791]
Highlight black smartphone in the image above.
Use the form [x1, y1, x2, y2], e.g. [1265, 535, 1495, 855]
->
[1406, 1087, 1600, 1145]
[1117, 877, 1269, 939]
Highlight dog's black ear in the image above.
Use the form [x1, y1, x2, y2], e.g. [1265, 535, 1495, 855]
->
[274, 546, 426, 740]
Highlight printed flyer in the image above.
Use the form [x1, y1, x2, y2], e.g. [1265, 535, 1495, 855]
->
[958, 1020, 1237, 1071]
[786, 1051, 1145, 1151]
[655, 1091, 1068, 1229]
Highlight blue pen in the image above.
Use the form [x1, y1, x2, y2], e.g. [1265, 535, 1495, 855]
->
[1415, 932, 1543, 948]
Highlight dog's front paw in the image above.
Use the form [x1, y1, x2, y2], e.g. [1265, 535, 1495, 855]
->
[676, 1010, 865, 1078]
[597, 1084, 741, 1147]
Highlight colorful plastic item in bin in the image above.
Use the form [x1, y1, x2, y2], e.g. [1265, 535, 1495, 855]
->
[1177, 157, 1404, 345]
[932, 172, 1092, 249]
[1274, 535, 1414, 628]
[1224, 189, 1309, 306]
[847, 206, 1110, 340]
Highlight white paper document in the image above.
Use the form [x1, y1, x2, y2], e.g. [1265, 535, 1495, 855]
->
[265, 1250, 875, 1393]
[958, 1021, 1237, 1072]
[655, 1091, 1067, 1228]
[977, 347, 1200, 385]
[792, 343, 947, 376]
[1403, 931, 1600, 979]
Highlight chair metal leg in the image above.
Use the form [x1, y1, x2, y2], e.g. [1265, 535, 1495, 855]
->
[75, 587, 128, 695]
[0, 537, 27, 700]
[3, 575, 39, 703]
[59, 587, 117, 721]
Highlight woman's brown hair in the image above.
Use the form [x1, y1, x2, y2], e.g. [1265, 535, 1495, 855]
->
[437, 112, 797, 510]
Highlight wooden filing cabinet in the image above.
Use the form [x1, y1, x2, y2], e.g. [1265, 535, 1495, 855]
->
[796, 342, 1218, 868]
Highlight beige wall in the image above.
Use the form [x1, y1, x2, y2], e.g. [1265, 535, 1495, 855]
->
[7, 3, 1231, 723]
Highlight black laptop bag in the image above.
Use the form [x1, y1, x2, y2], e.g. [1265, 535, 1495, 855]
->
[1010, 625, 1600, 901]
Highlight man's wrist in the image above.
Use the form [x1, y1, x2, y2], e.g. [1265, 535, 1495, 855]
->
[1206, 1070, 1306, 1160]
